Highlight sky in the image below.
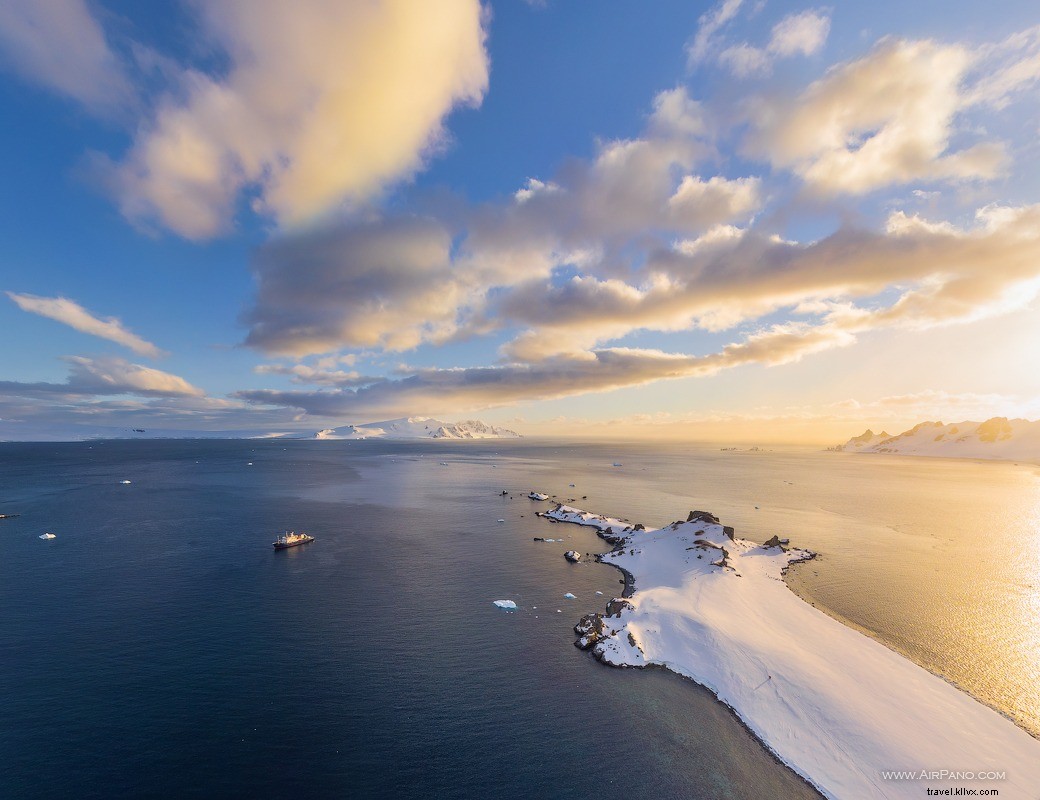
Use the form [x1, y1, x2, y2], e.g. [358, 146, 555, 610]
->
[1, 0, 1039, 442]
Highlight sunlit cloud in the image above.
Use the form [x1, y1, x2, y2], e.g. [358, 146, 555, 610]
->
[101, 0, 489, 238]
[7, 292, 166, 358]
[0, 356, 202, 398]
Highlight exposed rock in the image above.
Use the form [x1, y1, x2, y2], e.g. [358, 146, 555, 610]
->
[574, 613, 606, 649]
[605, 597, 634, 617]
[762, 535, 787, 550]
[564, 550, 582, 562]
[687, 510, 720, 524]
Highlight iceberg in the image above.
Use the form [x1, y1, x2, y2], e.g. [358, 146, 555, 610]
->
[492, 600, 517, 611]
[39, 533, 56, 540]
[564, 592, 576, 599]
[528, 492, 549, 501]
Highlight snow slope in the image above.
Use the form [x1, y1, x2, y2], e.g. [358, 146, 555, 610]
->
[541, 502, 1040, 800]
[313, 416, 521, 440]
[834, 417, 1040, 462]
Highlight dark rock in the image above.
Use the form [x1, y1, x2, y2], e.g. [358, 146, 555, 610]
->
[632, 523, 645, 531]
[605, 598, 634, 617]
[687, 510, 720, 524]
[762, 535, 786, 550]
[574, 613, 606, 649]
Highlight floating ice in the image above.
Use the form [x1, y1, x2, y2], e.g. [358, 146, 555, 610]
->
[497, 519, 506, 523]
[493, 600, 517, 611]
[528, 492, 549, 501]
[564, 592, 576, 599]
[119, 480, 132, 484]
[39, 533, 56, 540]
[595, 591, 603, 595]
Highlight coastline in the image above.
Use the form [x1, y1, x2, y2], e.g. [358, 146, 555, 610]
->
[538, 500, 1040, 800]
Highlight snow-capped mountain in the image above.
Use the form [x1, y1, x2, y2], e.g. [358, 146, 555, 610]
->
[833, 417, 1040, 462]
[313, 417, 522, 440]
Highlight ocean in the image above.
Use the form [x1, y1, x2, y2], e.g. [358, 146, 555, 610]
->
[2, 439, 1037, 799]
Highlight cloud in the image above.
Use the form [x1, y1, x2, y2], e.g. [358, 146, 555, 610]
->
[0, 0, 134, 115]
[254, 363, 384, 387]
[746, 38, 1006, 194]
[699, 5, 830, 77]
[243, 216, 466, 356]
[7, 292, 165, 358]
[236, 321, 858, 419]
[768, 9, 830, 58]
[0, 356, 203, 399]
[242, 86, 755, 357]
[106, 0, 489, 238]
[687, 0, 746, 65]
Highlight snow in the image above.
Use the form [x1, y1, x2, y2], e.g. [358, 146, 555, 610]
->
[493, 600, 517, 610]
[313, 417, 522, 440]
[528, 492, 549, 501]
[834, 417, 1040, 463]
[542, 502, 1040, 800]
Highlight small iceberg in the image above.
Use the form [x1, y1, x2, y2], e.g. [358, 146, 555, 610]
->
[119, 480, 132, 485]
[528, 492, 549, 501]
[39, 533, 56, 540]
[497, 519, 506, 523]
[564, 592, 576, 599]
[595, 591, 603, 595]
[564, 550, 582, 562]
[493, 600, 517, 611]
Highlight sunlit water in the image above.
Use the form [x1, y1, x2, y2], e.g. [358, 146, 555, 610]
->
[1, 439, 1037, 798]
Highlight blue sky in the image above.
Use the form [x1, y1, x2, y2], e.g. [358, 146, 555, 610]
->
[2, 0, 1040, 441]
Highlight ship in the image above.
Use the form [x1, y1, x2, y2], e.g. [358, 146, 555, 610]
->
[272, 531, 315, 550]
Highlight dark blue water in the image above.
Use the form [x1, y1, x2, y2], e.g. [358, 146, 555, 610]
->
[1, 440, 821, 799]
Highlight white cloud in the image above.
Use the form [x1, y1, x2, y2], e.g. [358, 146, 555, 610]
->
[109, 0, 489, 238]
[0, 356, 202, 398]
[747, 38, 1007, 194]
[0, 0, 134, 115]
[768, 9, 830, 58]
[687, 0, 746, 65]
[705, 6, 831, 78]
[7, 292, 165, 358]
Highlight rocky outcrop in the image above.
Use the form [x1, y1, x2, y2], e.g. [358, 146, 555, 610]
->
[564, 550, 582, 562]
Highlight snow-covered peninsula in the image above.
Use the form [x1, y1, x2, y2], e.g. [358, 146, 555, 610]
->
[833, 417, 1040, 462]
[539, 502, 1040, 800]
[312, 417, 521, 440]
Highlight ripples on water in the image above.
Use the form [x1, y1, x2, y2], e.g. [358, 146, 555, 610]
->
[1, 439, 1037, 798]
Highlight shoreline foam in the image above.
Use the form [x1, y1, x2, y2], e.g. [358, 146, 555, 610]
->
[539, 501, 1040, 800]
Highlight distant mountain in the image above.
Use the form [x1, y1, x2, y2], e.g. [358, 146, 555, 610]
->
[313, 417, 522, 440]
[832, 417, 1040, 462]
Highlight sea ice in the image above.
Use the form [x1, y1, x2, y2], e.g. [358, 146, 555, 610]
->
[119, 480, 132, 484]
[39, 533, 56, 540]
[492, 600, 517, 610]
[564, 592, 576, 599]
